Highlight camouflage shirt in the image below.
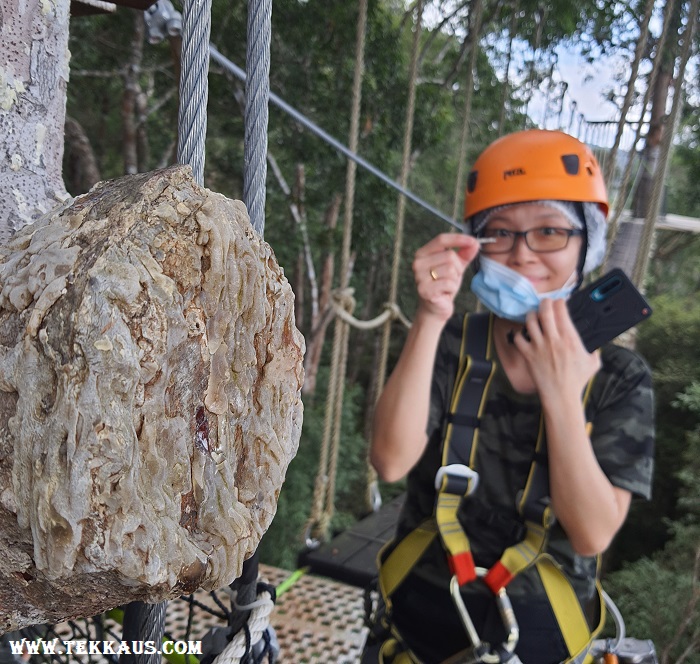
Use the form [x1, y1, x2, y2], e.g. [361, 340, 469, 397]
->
[390, 313, 655, 662]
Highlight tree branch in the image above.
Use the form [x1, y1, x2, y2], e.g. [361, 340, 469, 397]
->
[267, 155, 321, 320]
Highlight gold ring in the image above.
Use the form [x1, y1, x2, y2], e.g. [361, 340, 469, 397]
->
[430, 268, 438, 281]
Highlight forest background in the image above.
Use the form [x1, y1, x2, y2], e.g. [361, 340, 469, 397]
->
[60, 0, 700, 659]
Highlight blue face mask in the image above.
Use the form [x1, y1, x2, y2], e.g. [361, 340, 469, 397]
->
[470, 256, 577, 322]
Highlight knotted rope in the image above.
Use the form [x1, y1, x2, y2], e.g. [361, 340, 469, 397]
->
[212, 585, 276, 664]
[306, 0, 369, 545]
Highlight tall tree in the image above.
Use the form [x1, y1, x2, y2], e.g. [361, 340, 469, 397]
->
[632, 0, 684, 218]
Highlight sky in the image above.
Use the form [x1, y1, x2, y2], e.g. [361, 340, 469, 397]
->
[419, 1, 659, 151]
[527, 46, 638, 150]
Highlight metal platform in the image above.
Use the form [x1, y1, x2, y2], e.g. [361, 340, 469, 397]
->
[298, 495, 403, 589]
[158, 565, 371, 663]
[40, 564, 369, 663]
[260, 565, 369, 663]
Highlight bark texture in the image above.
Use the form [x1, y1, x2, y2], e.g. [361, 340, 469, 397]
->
[0, 165, 305, 633]
[0, 0, 71, 242]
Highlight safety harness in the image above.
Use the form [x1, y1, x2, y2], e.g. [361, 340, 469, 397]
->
[374, 312, 606, 664]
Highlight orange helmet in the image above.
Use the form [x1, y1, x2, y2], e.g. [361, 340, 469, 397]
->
[463, 129, 609, 222]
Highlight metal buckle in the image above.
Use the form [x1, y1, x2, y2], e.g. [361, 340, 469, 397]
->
[449, 568, 520, 664]
[434, 464, 480, 494]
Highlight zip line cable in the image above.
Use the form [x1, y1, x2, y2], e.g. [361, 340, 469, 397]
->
[241, 0, 272, 236]
[122, 0, 216, 656]
[170, 0, 277, 659]
[209, 45, 463, 231]
[176, 0, 212, 185]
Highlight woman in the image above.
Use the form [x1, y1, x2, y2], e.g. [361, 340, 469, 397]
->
[366, 130, 654, 663]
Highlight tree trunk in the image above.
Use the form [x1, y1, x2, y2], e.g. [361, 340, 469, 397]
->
[632, 64, 672, 218]
[64, 117, 102, 196]
[631, 0, 683, 219]
[122, 10, 146, 175]
[302, 193, 342, 397]
[0, 165, 304, 632]
[0, 0, 71, 242]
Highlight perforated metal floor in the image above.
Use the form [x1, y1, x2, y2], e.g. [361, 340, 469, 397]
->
[258, 565, 369, 663]
[44, 565, 369, 663]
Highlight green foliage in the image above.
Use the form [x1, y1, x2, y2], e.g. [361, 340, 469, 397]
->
[608, 294, 700, 567]
[667, 107, 700, 218]
[604, 407, 700, 661]
[66, 11, 180, 187]
[603, 552, 699, 661]
[636, 295, 700, 407]
[257, 368, 373, 571]
[647, 231, 700, 300]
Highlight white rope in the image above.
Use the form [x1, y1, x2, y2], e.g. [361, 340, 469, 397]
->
[329, 289, 412, 331]
[212, 587, 275, 664]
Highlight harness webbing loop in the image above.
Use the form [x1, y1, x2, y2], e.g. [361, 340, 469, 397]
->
[375, 312, 605, 664]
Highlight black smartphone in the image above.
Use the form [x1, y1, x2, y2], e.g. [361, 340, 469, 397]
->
[567, 268, 653, 352]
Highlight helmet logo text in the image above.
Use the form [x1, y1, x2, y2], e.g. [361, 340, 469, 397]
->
[503, 168, 526, 180]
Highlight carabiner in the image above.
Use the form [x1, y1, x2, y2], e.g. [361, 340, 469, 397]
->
[449, 575, 486, 655]
[449, 568, 520, 664]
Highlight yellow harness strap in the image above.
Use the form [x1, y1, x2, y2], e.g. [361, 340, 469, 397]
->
[375, 313, 605, 663]
[435, 314, 496, 585]
[378, 521, 438, 612]
[379, 638, 420, 664]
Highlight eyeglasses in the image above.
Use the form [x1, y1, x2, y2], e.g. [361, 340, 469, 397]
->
[478, 227, 583, 254]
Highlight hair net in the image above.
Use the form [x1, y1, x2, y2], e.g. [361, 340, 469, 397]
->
[470, 200, 607, 275]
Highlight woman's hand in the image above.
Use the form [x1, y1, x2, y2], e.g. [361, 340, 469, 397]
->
[514, 297, 633, 556]
[513, 298, 600, 400]
[412, 233, 481, 322]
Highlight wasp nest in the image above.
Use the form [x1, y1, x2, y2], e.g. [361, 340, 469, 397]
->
[0, 166, 304, 632]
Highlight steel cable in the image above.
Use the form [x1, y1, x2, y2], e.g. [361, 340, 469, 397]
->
[177, 0, 213, 185]
[242, 0, 273, 236]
